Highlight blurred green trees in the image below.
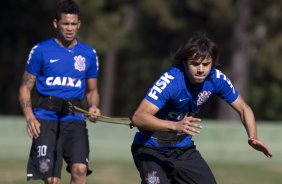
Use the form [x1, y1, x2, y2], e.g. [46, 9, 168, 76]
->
[1, 0, 281, 120]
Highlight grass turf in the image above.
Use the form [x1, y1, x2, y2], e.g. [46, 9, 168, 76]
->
[0, 159, 281, 184]
[0, 116, 281, 183]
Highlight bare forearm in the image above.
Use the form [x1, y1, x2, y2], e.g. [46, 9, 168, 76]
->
[132, 112, 174, 131]
[86, 78, 100, 108]
[132, 112, 202, 136]
[132, 99, 202, 135]
[19, 88, 34, 119]
[231, 96, 257, 139]
[240, 105, 257, 139]
[86, 90, 100, 108]
[18, 71, 36, 120]
[132, 99, 176, 131]
[85, 87, 101, 122]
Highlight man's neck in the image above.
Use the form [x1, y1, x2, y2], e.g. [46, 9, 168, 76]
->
[55, 37, 77, 48]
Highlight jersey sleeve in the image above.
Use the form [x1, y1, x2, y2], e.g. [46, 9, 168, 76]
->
[86, 49, 99, 79]
[25, 45, 43, 76]
[145, 70, 177, 109]
[214, 69, 239, 104]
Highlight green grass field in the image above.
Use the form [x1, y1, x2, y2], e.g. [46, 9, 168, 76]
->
[0, 116, 281, 184]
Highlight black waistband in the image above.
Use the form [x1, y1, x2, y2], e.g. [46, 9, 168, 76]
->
[140, 130, 188, 146]
[36, 95, 82, 114]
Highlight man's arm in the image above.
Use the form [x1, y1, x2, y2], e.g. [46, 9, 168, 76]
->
[85, 78, 101, 122]
[18, 71, 40, 138]
[132, 99, 202, 136]
[230, 95, 272, 157]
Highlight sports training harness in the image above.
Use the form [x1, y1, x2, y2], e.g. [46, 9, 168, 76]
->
[36, 95, 82, 114]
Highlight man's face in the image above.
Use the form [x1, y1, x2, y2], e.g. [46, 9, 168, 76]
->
[185, 57, 212, 84]
[53, 13, 80, 44]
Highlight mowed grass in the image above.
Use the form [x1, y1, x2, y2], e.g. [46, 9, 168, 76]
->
[210, 162, 282, 184]
[1, 159, 281, 184]
[0, 116, 281, 184]
[0, 159, 139, 184]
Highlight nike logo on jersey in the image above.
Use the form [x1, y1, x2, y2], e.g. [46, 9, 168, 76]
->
[50, 59, 60, 63]
[179, 98, 189, 102]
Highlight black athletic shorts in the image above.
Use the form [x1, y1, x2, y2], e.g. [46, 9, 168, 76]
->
[27, 119, 92, 181]
[131, 144, 217, 184]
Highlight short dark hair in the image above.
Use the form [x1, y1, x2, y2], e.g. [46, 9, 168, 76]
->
[55, 0, 80, 20]
[173, 33, 219, 67]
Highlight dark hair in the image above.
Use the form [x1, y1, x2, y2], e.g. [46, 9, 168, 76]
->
[173, 33, 219, 67]
[55, 0, 80, 20]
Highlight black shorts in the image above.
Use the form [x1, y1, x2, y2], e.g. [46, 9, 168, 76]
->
[27, 119, 92, 181]
[131, 144, 217, 184]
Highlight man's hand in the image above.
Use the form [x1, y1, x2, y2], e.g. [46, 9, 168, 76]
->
[26, 117, 40, 139]
[248, 137, 273, 158]
[174, 116, 203, 136]
[88, 106, 101, 122]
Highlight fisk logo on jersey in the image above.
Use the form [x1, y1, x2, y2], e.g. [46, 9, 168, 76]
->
[148, 72, 174, 100]
[215, 69, 235, 93]
[46, 77, 82, 88]
[197, 91, 211, 106]
[74, 55, 86, 71]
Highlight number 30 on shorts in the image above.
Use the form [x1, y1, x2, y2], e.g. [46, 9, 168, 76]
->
[37, 145, 47, 157]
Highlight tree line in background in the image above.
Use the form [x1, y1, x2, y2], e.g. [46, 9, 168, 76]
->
[1, 0, 281, 121]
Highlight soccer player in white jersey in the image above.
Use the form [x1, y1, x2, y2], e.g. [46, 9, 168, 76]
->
[131, 33, 272, 184]
[18, 1, 100, 183]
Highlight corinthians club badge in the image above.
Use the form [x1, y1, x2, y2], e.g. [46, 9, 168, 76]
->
[39, 158, 50, 173]
[74, 55, 86, 71]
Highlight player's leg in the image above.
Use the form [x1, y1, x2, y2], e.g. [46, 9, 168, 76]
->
[27, 119, 63, 182]
[62, 120, 91, 184]
[172, 146, 217, 184]
[45, 177, 61, 184]
[131, 145, 171, 184]
[133, 158, 170, 184]
[70, 163, 88, 184]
